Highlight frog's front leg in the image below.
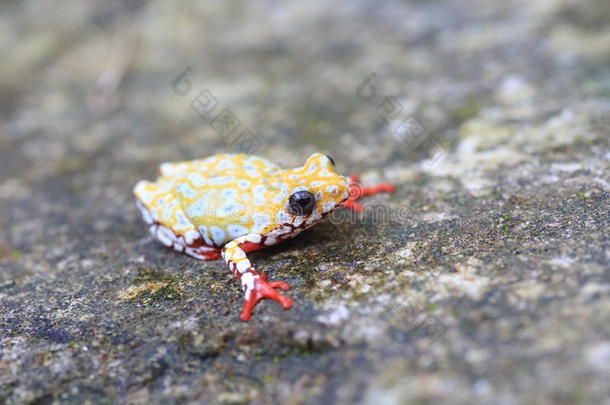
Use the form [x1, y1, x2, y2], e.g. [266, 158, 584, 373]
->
[222, 234, 294, 321]
[342, 174, 396, 212]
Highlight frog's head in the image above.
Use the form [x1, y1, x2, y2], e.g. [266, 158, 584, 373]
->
[214, 153, 350, 244]
[274, 153, 350, 230]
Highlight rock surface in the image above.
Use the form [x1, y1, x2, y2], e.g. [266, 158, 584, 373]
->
[1, 0, 609, 404]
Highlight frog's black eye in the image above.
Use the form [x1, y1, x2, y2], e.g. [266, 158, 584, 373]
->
[288, 190, 316, 216]
[324, 154, 335, 166]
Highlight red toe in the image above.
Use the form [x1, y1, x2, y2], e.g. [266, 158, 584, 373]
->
[268, 281, 290, 290]
[344, 174, 396, 211]
[239, 274, 293, 321]
[342, 199, 364, 212]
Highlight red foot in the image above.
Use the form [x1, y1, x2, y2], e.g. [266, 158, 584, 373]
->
[341, 174, 396, 212]
[240, 273, 293, 321]
[342, 199, 365, 212]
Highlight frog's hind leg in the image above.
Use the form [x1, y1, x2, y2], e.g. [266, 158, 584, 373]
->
[135, 199, 221, 260]
[178, 235, 221, 261]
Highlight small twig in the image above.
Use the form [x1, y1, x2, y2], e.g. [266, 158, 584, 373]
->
[89, 15, 139, 111]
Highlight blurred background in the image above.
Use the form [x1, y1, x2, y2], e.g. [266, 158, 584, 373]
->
[1, 1, 609, 404]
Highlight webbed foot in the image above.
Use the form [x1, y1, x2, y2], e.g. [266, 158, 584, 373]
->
[240, 273, 293, 321]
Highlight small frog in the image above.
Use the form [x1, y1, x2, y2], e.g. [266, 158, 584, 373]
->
[134, 153, 395, 321]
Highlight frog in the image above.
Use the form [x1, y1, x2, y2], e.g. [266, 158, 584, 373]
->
[133, 153, 395, 321]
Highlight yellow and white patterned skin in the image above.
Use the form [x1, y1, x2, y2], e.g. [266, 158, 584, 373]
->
[134, 153, 351, 321]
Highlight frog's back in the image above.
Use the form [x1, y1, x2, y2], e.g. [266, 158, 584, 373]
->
[133, 154, 283, 247]
[158, 154, 279, 179]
